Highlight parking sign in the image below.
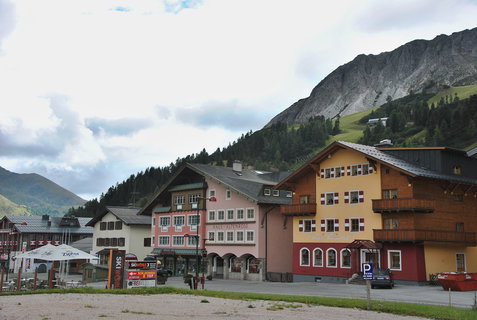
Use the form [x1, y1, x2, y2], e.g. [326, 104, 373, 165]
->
[362, 263, 373, 280]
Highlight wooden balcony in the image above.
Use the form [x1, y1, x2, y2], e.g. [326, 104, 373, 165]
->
[372, 198, 435, 213]
[280, 203, 316, 216]
[374, 229, 477, 246]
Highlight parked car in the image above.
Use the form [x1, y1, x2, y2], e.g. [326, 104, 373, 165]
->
[371, 269, 394, 289]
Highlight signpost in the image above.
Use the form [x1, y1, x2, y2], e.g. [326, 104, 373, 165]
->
[362, 263, 373, 310]
[126, 261, 157, 289]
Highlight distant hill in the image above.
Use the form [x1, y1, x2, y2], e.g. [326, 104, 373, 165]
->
[266, 27, 477, 127]
[0, 166, 86, 216]
[0, 194, 32, 218]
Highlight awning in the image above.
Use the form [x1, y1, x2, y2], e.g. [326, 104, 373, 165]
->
[151, 248, 201, 256]
[346, 239, 382, 250]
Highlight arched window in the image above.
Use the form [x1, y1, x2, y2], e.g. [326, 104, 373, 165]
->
[313, 248, 323, 267]
[247, 257, 260, 273]
[229, 256, 241, 273]
[300, 248, 310, 266]
[341, 249, 351, 268]
[327, 248, 337, 267]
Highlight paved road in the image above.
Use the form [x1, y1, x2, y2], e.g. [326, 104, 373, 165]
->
[162, 276, 477, 309]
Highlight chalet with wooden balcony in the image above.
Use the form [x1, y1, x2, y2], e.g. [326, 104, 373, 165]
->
[276, 140, 477, 285]
[138, 162, 293, 281]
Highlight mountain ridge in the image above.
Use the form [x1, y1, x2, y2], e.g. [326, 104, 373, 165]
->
[266, 27, 477, 127]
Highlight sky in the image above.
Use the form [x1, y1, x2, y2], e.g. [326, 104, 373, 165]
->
[0, 0, 476, 200]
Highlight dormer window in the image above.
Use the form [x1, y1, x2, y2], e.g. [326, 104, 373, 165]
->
[453, 165, 462, 175]
[263, 188, 271, 196]
[272, 190, 279, 197]
[286, 191, 293, 198]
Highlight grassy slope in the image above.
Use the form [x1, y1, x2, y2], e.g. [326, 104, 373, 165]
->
[427, 85, 477, 106]
[0, 194, 32, 218]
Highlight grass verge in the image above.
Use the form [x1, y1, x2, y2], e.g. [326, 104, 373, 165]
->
[2, 285, 476, 319]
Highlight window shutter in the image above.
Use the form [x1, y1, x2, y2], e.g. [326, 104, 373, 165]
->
[320, 169, 324, 178]
[347, 166, 351, 176]
[334, 192, 339, 204]
[330, 167, 335, 178]
[311, 219, 316, 232]
[359, 218, 365, 231]
[299, 220, 304, 232]
[344, 191, 349, 203]
[320, 193, 325, 205]
[368, 164, 373, 174]
[334, 219, 339, 231]
[358, 164, 362, 175]
[344, 218, 350, 231]
[359, 191, 364, 203]
[321, 220, 325, 232]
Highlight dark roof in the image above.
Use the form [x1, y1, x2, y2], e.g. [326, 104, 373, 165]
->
[86, 206, 150, 227]
[3, 216, 93, 234]
[277, 141, 477, 188]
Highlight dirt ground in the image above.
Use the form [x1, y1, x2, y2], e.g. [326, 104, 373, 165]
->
[0, 294, 427, 320]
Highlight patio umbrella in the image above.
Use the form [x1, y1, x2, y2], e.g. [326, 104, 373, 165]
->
[15, 243, 98, 261]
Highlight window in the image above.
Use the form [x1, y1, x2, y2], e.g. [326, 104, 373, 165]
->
[456, 253, 466, 272]
[217, 210, 225, 221]
[384, 218, 398, 229]
[300, 248, 310, 266]
[188, 214, 200, 227]
[335, 167, 343, 178]
[144, 238, 151, 247]
[189, 194, 199, 204]
[227, 209, 234, 221]
[325, 193, 335, 205]
[236, 209, 244, 220]
[247, 257, 260, 273]
[313, 248, 323, 267]
[159, 236, 170, 245]
[111, 238, 118, 246]
[341, 249, 351, 268]
[216, 231, 224, 242]
[383, 189, 398, 199]
[453, 194, 464, 202]
[105, 238, 110, 246]
[246, 231, 254, 242]
[173, 215, 185, 226]
[453, 165, 462, 175]
[246, 208, 255, 220]
[456, 222, 464, 232]
[208, 210, 216, 222]
[286, 191, 293, 198]
[115, 221, 122, 230]
[209, 189, 216, 197]
[300, 195, 310, 204]
[230, 256, 241, 272]
[273, 190, 280, 197]
[100, 222, 106, 230]
[263, 188, 271, 196]
[208, 232, 215, 242]
[172, 236, 184, 246]
[350, 218, 360, 232]
[351, 165, 359, 176]
[226, 189, 231, 200]
[159, 216, 171, 227]
[96, 238, 102, 246]
[108, 221, 115, 230]
[325, 168, 332, 179]
[174, 195, 185, 205]
[118, 238, 125, 246]
[327, 249, 337, 267]
[388, 250, 401, 270]
[326, 219, 335, 232]
[303, 220, 312, 233]
[236, 231, 244, 242]
[226, 231, 234, 242]
[187, 235, 199, 246]
[350, 191, 359, 204]
[362, 164, 370, 175]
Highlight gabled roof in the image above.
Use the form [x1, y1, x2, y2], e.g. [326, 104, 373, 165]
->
[138, 163, 292, 216]
[2, 215, 93, 234]
[85, 206, 150, 227]
[277, 141, 477, 188]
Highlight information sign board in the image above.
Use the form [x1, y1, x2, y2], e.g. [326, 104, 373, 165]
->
[362, 263, 373, 280]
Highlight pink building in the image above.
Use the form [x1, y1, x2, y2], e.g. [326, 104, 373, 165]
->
[139, 162, 293, 281]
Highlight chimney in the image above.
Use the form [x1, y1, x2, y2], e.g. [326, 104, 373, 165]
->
[232, 160, 242, 173]
[375, 139, 393, 148]
[42, 214, 50, 221]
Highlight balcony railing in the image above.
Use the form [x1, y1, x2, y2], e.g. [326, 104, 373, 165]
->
[280, 203, 316, 216]
[372, 198, 435, 213]
[374, 229, 477, 246]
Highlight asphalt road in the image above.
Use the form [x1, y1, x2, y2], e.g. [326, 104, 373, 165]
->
[162, 276, 477, 309]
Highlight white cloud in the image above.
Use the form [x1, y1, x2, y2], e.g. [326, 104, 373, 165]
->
[1, 0, 477, 199]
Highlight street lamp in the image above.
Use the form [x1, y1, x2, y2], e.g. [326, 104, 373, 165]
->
[184, 195, 216, 289]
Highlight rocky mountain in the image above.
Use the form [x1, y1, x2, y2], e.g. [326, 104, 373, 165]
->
[0, 166, 86, 216]
[266, 27, 477, 127]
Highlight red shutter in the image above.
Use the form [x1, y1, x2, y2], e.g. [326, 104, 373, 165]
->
[344, 191, 349, 203]
[311, 219, 316, 232]
[320, 193, 325, 205]
[299, 220, 304, 232]
[330, 167, 335, 178]
[334, 192, 339, 204]
[320, 169, 324, 178]
[359, 218, 365, 231]
[321, 219, 325, 232]
[347, 166, 351, 175]
[369, 165, 373, 174]
[359, 191, 364, 203]
[345, 218, 350, 231]
[334, 219, 339, 231]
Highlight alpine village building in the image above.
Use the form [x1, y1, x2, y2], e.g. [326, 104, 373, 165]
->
[138, 161, 293, 281]
[276, 141, 477, 284]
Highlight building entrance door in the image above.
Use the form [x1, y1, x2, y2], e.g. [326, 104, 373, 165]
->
[360, 249, 380, 269]
[214, 256, 224, 279]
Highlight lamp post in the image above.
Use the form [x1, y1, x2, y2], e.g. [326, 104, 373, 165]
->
[185, 195, 216, 289]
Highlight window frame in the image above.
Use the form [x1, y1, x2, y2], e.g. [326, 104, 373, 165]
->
[208, 210, 216, 222]
[350, 217, 360, 232]
[300, 248, 310, 266]
[340, 249, 351, 268]
[217, 210, 225, 221]
[172, 235, 185, 246]
[326, 219, 335, 233]
[100, 222, 106, 231]
[226, 230, 234, 243]
[235, 230, 244, 243]
[326, 248, 337, 268]
[245, 230, 254, 243]
[263, 188, 271, 196]
[313, 248, 323, 267]
[236, 208, 245, 221]
[388, 250, 402, 271]
[246, 208, 255, 221]
[272, 190, 280, 197]
[216, 231, 224, 242]
[349, 190, 360, 204]
[226, 209, 235, 221]
[225, 189, 231, 200]
[158, 236, 170, 246]
[325, 192, 335, 206]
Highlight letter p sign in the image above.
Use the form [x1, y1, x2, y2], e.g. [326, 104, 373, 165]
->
[362, 263, 373, 280]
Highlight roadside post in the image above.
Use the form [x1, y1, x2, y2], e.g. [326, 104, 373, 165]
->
[362, 263, 373, 310]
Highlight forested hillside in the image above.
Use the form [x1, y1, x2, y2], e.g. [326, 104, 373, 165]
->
[67, 116, 337, 217]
